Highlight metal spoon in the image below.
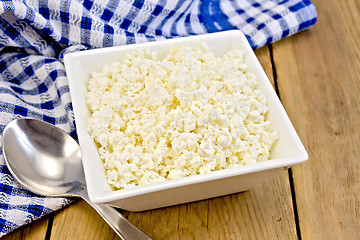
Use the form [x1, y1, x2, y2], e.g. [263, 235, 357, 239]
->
[2, 118, 151, 240]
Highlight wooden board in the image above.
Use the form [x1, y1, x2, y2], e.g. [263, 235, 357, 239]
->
[272, 0, 360, 239]
[1, 217, 49, 240]
[49, 200, 120, 240]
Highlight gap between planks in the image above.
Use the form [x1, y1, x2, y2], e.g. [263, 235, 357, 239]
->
[44, 213, 54, 240]
[268, 44, 302, 240]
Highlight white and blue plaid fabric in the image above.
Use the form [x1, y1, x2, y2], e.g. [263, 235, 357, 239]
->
[0, 0, 317, 236]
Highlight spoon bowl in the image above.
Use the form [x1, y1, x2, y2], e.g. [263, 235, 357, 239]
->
[2, 118, 151, 240]
[3, 118, 84, 197]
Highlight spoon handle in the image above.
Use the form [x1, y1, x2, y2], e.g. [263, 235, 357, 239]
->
[77, 187, 151, 239]
[88, 202, 152, 240]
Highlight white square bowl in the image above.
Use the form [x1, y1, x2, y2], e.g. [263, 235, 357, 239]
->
[64, 30, 308, 211]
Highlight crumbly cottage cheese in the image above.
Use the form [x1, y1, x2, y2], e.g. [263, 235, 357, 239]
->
[87, 43, 278, 190]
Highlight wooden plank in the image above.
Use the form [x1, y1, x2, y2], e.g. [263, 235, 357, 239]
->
[272, 0, 360, 239]
[125, 47, 298, 240]
[127, 174, 297, 240]
[49, 200, 120, 240]
[207, 174, 297, 240]
[21, 217, 49, 240]
[127, 205, 181, 239]
[1, 217, 49, 240]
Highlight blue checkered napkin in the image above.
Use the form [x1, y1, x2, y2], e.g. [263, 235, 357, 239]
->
[0, 52, 74, 236]
[0, 0, 317, 236]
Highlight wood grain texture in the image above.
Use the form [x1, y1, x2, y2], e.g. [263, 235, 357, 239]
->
[272, 0, 360, 239]
[49, 200, 120, 240]
[1, 217, 49, 240]
[207, 175, 297, 240]
[126, 173, 297, 240]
